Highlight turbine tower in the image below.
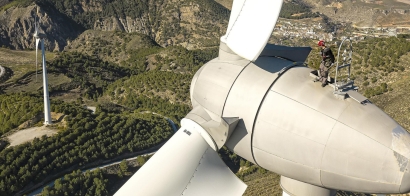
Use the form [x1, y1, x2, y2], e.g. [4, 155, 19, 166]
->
[34, 9, 52, 125]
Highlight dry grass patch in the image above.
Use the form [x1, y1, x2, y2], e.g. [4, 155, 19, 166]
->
[4, 73, 71, 93]
[6, 125, 58, 147]
[0, 48, 56, 82]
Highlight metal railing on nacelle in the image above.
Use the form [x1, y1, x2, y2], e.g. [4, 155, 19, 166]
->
[333, 38, 355, 93]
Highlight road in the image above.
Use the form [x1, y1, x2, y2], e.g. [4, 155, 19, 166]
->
[140, 111, 178, 132]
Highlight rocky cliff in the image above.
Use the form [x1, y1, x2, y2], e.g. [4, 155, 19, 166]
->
[55, 0, 229, 48]
[0, 3, 82, 51]
[0, 0, 229, 50]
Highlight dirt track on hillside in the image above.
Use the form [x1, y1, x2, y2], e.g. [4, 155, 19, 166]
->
[7, 125, 57, 147]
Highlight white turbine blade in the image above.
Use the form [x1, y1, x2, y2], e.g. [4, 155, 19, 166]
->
[221, 0, 284, 61]
[115, 121, 247, 196]
[35, 15, 37, 31]
[35, 38, 40, 82]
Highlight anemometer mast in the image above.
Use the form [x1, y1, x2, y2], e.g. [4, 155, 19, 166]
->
[34, 8, 52, 125]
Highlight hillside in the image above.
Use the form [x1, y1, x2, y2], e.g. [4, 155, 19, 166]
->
[304, 0, 410, 27]
[0, 0, 229, 50]
[0, 48, 56, 83]
[0, 3, 82, 51]
[0, 94, 43, 136]
[215, 0, 410, 28]
[65, 30, 158, 64]
[2, 0, 409, 52]
[65, 30, 218, 71]
[369, 52, 410, 130]
[214, 0, 232, 9]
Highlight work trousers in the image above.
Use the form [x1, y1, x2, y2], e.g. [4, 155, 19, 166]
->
[319, 61, 331, 85]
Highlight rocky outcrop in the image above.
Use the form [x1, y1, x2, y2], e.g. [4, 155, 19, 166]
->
[0, 3, 83, 51]
[94, 16, 151, 35]
[90, 0, 229, 48]
[0, 0, 228, 50]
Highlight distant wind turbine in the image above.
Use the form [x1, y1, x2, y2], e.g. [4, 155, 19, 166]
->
[33, 7, 52, 125]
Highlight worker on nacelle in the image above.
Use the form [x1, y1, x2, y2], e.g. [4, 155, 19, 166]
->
[318, 40, 335, 87]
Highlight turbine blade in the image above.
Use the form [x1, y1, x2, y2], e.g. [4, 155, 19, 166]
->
[115, 121, 247, 196]
[221, 0, 284, 61]
[36, 38, 39, 82]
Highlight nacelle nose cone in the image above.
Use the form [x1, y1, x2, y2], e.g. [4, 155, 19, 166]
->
[251, 67, 410, 194]
[320, 105, 410, 194]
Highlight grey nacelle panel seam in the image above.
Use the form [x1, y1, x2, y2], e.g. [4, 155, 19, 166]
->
[192, 59, 248, 121]
[224, 57, 294, 163]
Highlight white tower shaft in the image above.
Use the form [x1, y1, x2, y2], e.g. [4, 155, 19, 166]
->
[41, 39, 52, 124]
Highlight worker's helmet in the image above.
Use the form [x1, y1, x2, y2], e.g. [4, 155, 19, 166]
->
[318, 40, 325, 46]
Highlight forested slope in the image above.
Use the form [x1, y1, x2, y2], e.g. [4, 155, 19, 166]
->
[69, 35, 218, 73]
[279, 0, 319, 19]
[47, 52, 131, 100]
[41, 169, 109, 196]
[0, 94, 43, 136]
[102, 46, 218, 123]
[106, 71, 191, 106]
[351, 37, 410, 98]
[0, 100, 173, 195]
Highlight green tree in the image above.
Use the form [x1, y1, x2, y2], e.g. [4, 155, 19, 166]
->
[120, 160, 128, 173]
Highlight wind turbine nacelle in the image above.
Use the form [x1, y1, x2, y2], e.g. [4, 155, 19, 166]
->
[189, 43, 410, 194]
[115, 0, 410, 195]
